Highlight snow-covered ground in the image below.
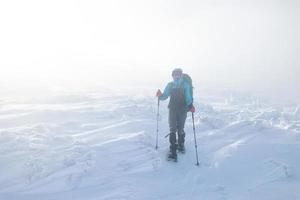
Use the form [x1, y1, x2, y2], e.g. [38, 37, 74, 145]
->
[0, 89, 299, 200]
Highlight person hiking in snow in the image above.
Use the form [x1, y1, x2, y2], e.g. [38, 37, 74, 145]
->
[156, 68, 195, 161]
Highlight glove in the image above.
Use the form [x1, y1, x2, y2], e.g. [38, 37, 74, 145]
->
[156, 89, 162, 97]
[188, 104, 195, 113]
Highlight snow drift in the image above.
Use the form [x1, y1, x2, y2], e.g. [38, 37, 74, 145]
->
[0, 90, 299, 200]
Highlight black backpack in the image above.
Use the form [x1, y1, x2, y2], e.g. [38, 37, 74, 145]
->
[181, 73, 193, 102]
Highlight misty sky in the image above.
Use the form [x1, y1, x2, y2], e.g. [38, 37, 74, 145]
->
[0, 0, 299, 99]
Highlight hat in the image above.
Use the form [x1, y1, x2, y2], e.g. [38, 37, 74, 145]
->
[172, 68, 183, 76]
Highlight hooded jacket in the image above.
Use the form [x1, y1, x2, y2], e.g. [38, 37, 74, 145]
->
[159, 77, 193, 110]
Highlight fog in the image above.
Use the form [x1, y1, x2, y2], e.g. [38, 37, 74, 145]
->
[0, 0, 299, 102]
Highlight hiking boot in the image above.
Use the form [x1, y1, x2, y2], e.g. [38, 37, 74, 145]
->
[168, 144, 177, 161]
[178, 143, 185, 153]
[168, 151, 177, 161]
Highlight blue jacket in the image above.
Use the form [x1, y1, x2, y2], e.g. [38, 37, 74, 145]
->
[159, 77, 193, 108]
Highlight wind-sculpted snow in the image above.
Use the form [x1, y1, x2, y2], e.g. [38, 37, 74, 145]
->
[0, 91, 299, 200]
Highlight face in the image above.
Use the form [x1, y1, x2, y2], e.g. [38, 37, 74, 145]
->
[172, 72, 181, 80]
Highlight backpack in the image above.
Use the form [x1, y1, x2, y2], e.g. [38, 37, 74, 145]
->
[181, 73, 193, 103]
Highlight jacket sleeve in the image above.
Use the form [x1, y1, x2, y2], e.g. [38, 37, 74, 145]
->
[159, 83, 171, 101]
[184, 82, 193, 106]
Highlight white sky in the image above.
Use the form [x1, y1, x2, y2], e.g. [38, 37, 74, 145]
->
[0, 0, 299, 99]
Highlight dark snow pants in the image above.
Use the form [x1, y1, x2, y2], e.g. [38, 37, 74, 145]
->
[168, 108, 187, 152]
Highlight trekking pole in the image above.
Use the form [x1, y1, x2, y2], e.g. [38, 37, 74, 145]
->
[155, 98, 160, 150]
[192, 112, 200, 166]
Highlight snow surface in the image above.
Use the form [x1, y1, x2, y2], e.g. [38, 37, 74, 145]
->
[0, 89, 299, 200]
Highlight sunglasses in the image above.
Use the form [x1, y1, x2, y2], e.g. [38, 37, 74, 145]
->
[172, 72, 182, 77]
